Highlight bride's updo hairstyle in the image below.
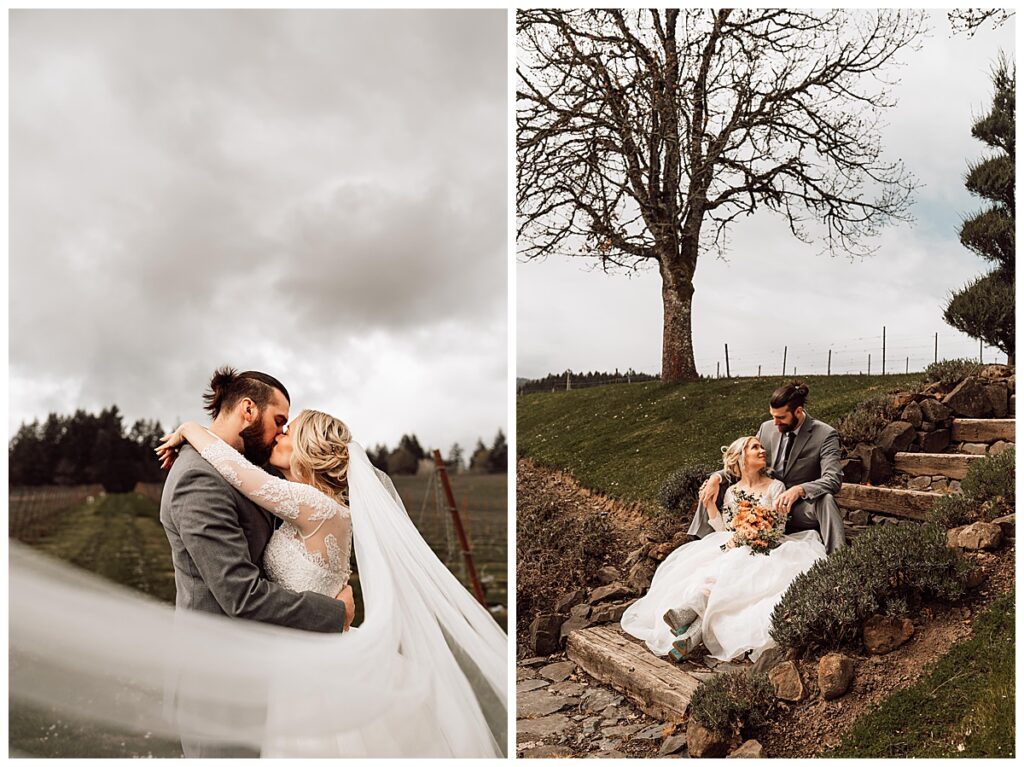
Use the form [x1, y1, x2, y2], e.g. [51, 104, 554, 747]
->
[288, 409, 353, 504]
[770, 380, 809, 412]
[722, 436, 759, 480]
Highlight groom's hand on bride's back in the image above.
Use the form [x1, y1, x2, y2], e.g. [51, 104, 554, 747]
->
[336, 585, 355, 631]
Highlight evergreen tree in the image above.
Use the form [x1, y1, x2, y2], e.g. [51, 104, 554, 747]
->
[945, 57, 1015, 362]
[446, 443, 465, 473]
[398, 434, 425, 462]
[487, 430, 508, 474]
[469, 439, 490, 473]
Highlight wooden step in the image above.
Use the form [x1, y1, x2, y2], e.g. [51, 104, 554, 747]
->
[951, 418, 1015, 444]
[836, 483, 941, 521]
[894, 452, 984, 480]
[566, 625, 699, 722]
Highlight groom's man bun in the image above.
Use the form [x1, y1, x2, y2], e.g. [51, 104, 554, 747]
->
[203, 366, 290, 419]
[770, 380, 809, 411]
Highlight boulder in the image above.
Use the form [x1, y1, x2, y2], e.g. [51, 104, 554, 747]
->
[751, 645, 789, 677]
[817, 653, 855, 700]
[840, 458, 863, 484]
[961, 442, 988, 455]
[727, 740, 765, 758]
[943, 378, 993, 418]
[590, 582, 634, 603]
[980, 364, 1012, 380]
[957, 521, 1003, 550]
[590, 600, 633, 624]
[901, 401, 924, 428]
[862, 615, 914, 654]
[529, 613, 564, 656]
[852, 443, 892, 485]
[891, 391, 916, 410]
[877, 421, 917, 457]
[648, 541, 677, 561]
[627, 558, 658, 593]
[984, 384, 1009, 418]
[554, 588, 588, 614]
[991, 513, 1015, 539]
[989, 440, 1011, 455]
[686, 720, 729, 758]
[965, 566, 987, 589]
[538, 660, 575, 682]
[920, 429, 951, 453]
[768, 661, 804, 702]
[847, 509, 870, 526]
[919, 398, 952, 424]
[659, 734, 688, 756]
[595, 565, 622, 585]
[947, 526, 966, 548]
[559, 614, 593, 642]
[907, 476, 931, 491]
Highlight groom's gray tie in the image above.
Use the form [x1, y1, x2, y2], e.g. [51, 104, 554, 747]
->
[778, 432, 796, 475]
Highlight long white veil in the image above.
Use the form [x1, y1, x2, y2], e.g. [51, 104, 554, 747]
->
[9, 442, 508, 757]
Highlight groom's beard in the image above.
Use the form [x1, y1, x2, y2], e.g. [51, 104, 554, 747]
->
[240, 420, 275, 466]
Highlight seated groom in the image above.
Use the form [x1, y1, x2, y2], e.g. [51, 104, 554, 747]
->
[691, 381, 847, 554]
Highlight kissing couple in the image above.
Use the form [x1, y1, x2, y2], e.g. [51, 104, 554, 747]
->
[622, 381, 845, 664]
[11, 367, 507, 758]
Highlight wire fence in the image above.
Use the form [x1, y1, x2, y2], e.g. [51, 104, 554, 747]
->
[9, 484, 105, 544]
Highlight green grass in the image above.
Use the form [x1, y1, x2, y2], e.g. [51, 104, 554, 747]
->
[517, 374, 922, 507]
[828, 590, 1015, 758]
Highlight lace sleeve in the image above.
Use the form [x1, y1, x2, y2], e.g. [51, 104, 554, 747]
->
[198, 437, 346, 537]
[768, 480, 788, 534]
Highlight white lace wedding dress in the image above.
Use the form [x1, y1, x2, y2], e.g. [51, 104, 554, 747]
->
[621, 480, 827, 662]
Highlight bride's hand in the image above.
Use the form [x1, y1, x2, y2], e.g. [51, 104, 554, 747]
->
[155, 426, 188, 470]
[699, 474, 721, 511]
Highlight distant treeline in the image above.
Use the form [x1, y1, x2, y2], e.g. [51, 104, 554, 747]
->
[517, 368, 659, 394]
[9, 407, 508, 490]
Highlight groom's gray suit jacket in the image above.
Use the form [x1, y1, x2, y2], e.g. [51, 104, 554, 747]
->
[159, 444, 345, 631]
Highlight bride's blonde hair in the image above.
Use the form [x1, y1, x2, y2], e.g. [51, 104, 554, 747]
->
[721, 436, 762, 480]
[288, 409, 352, 504]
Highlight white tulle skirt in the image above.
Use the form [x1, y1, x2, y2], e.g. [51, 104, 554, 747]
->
[620, 530, 826, 662]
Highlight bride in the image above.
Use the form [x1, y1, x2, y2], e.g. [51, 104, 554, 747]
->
[10, 407, 507, 757]
[621, 436, 826, 663]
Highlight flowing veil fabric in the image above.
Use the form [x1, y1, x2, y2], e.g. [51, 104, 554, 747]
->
[10, 442, 507, 757]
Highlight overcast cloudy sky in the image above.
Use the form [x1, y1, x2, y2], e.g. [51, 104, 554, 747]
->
[518, 11, 1014, 381]
[11, 10, 507, 453]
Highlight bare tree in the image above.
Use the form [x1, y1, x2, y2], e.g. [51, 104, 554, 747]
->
[517, 9, 924, 382]
[948, 9, 1014, 37]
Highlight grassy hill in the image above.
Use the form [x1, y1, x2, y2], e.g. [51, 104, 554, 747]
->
[517, 374, 922, 508]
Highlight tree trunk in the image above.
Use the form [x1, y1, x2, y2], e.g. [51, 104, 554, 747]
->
[660, 265, 699, 382]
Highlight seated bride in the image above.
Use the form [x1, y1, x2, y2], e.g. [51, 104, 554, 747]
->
[621, 436, 827, 663]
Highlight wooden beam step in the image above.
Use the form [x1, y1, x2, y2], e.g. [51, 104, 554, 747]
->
[566, 625, 699, 722]
[836, 483, 941, 521]
[951, 418, 1015, 444]
[894, 452, 984, 480]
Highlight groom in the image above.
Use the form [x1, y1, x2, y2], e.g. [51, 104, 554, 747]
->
[690, 380, 847, 554]
[160, 367, 354, 757]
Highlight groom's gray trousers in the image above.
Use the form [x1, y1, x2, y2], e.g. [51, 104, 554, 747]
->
[686, 415, 848, 555]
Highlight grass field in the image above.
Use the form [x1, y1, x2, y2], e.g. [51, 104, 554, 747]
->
[517, 373, 922, 507]
[828, 591, 1015, 758]
[9, 471, 507, 757]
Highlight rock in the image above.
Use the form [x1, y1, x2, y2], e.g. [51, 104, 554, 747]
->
[518, 689, 576, 717]
[590, 582, 634, 603]
[517, 679, 551, 694]
[817, 653, 855, 700]
[877, 421, 917, 457]
[991, 513, 1015, 538]
[687, 720, 729, 759]
[919, 399, 952, 424]
[604, 723, 645, 738]
[623, 545, 648, 569]
[659, 734, 688, 756]
[580, 715, 601, 734]
[548, 680, 587, 696]
[930, 478, 949, 493]
[590, 750, 627, 758]
[749, 643, 786, 671]
[569, 603, 592, 619]
[919, 421, 936, 432]
[943, 378, 993, 418]
[539, 660, 576, 683]
[980, 363, 1012, 380]
[965, 567, 987, 589]
[990, 440, 1011, 455]
[846, 509, 870, 526]
[863, 615, 914, 654]
[920, 429, 951, 453]
[901, 401, 924, 428]
[728, 739, 765, 758]
[947, 526, 966, 548]
[633, 724, 665, 740]
[627, 558, 658, 592]
[554, 588, 589, 614]
[560, 616, 592, 643]
[521, 745, 574, 758]
[840, 458, 863, 484]
[518, 656, 550, 667]
[985, 384, 1009, 418]
[590, 600, 634, 624]
[961, 442, 989, 455]
[648, 541, 677, 561]
[957, 521, 1003, 550]
[516, 713, 570, 743]
[907, 476, 932, 491]
[596, 566, 622, 585]
[852, 443, 892, 484]
[580, 688, 623, 714]
[529, 614, 564, 656]
[948, 480, 963, 493]
[891, 390, 916, 409]
[768, 661, 804, 702]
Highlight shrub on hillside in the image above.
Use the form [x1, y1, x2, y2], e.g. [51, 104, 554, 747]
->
[689, 671, 775, 737]
[770, 523, 969, 653]
[658, 462, 719, 514]
[517, 496, 617, 640]
[924, 358, 983, 387]
[836, 394, 902, 449]
[929, 448, 1015, 528]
